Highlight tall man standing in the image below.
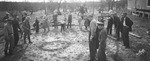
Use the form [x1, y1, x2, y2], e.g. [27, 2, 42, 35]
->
[53, 13, 58, 29]
[113, 13, 121, 41]
[121, 13, 133, 48]
[22, 14, 32, 44]
[12, 15, 21, 47]
[89, 15, 97, 61]
[107, 15, 114, 35]
[67, 13, 72, 28]
[3, 12, 14, 56]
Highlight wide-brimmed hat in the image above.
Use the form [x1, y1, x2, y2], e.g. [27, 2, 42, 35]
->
[97, 21, 104, 25]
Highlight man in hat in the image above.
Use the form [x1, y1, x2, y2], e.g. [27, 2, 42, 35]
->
[3, 13, 14, 56]
[107, 15, 114, 35]
[113, 13, 121, 41]
[22, 15, 32, 44]
[67, 12, 72, 28]
[53, 13, 58, 29]
[3, 12, 9, 22]
[33, 17, 39, 33]
[12, 15, 21, 47]
[84, 15, 91, 30]
[22, 12, 27, 22]
[89, 15, 98, 61]
[97, 22, 107, 61]
[121, 13, 133, 48]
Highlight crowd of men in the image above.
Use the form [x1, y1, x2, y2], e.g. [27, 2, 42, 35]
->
[0, 4, 133, 61]
[0, 10, 74, 56]
[87, 12, 133, 61]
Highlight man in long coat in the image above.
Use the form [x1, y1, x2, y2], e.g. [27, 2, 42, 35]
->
[33, 17, 39, 33]
[67, 13, 72, 28]
[97, 22, 107, 61]
[113, 14, 121, 41]
[107, 16, 114, 35]
[84, 15, 91, 30]
[3, 13, 14, 56]
[89, 15, 97, 61]
[22, 15, 32, 44]
[12, 16, 21, 47]
[121, 13, 133, 48]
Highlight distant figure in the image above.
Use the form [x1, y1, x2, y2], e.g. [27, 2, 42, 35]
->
[42, 16, 50, 32]
[33, 17, 39, 33]
[79, 4, 87, 19]
[22, 15, 32, 44]
[21, 13, 28, 38]
[53, 13, 58, 29]
[84, 15, 91, 30]
[22, 13, 27, 22]
[107, 16, 114, 35]
[78, 16, 82, 30]
[113, 13, 121, 41]
[3, 12, 14, 56]
[67, 13, 72, 28]
[121, 13, 133, 48]
[12, 15, 21, 47]
[58, 13, 66, 32]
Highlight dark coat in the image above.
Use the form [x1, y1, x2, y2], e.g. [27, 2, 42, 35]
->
[107, 17, 114, 27]
[84, 18, 91, 27]
[113, 16, 121, 29]
[97, 29, 107, 61]
[68, 14, 72, 23]
[121, 17, 133, 32]
[53, 15, 58, 24]
[12, 18, 20, 33]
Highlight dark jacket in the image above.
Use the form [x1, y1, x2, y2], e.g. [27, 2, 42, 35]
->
[113, 16, 121, 29]
[121, 17, 133, 31]
[12, 18, 21, 33]
[84, 17, 91, 26]
[107, 17, 114, 27]
[68, 14, 72, 23]
[53, 14, 58, 23]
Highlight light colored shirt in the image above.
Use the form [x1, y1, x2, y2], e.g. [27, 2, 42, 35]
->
[58, 15, 66, 24]
[123, 17, 127, 26]
[90, 19, 97, 36]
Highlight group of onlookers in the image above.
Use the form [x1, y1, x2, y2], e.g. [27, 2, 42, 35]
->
[0, 12, 32, 56]
[0, 10, 73, 56]
[107, 12, 133, 48]
[86, 10, 133, 61]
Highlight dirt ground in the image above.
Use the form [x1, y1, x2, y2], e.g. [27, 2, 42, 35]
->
[0, 10, 150, 61]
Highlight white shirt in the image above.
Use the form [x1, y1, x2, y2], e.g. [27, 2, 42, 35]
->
[123, 17, 127, 26]
[58, 15, 66, 24]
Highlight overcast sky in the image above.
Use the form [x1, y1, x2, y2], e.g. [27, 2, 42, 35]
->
[0, 0, 100, 2]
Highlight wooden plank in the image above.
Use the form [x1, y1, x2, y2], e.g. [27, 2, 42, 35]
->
[107, 32, 142, 40]
[129, 32, 142, 39]
[107, 35, 116, 40]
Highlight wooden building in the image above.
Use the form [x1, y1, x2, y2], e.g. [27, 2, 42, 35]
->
[128, 0, 150, 19]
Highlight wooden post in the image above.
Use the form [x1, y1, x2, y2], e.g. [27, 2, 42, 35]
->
[93, 0, 94, 15]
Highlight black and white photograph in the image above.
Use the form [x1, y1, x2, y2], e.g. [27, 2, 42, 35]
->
[0, 0, 150, 61]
